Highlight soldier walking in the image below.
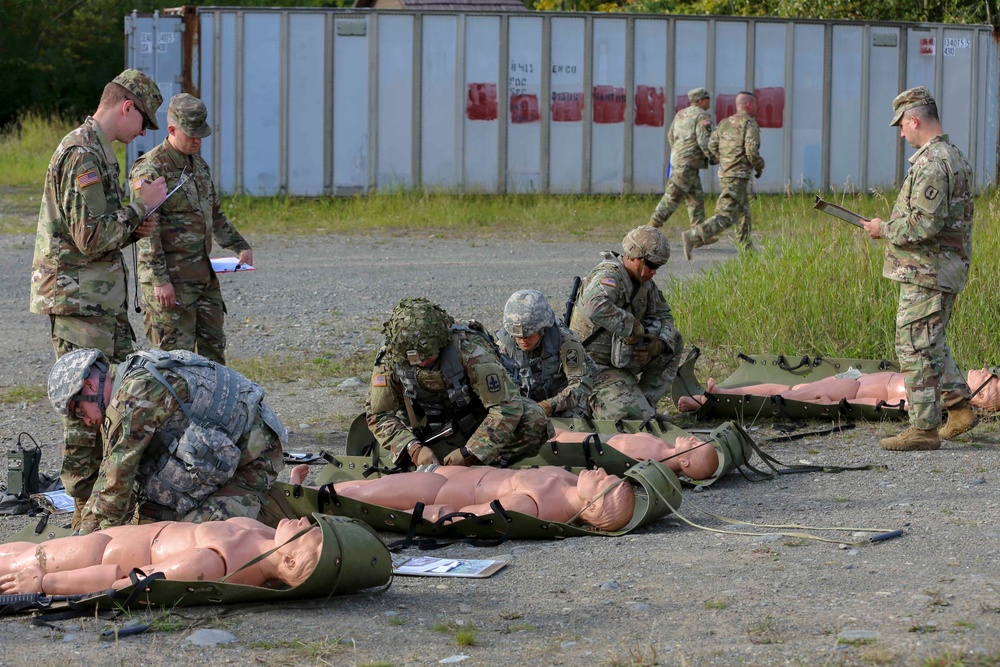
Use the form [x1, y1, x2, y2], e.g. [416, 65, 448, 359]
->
[682, 90, 764, 259]
[862, 87, 978, 451]
[649, 87, 715, 229]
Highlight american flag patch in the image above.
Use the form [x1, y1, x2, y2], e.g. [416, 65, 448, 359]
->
[76, 170, 100, 188]
[371, 374, 387, 387]
[600, 277, 617, 287]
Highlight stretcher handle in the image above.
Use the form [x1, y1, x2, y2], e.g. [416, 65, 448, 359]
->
[777, 355, 810, 372]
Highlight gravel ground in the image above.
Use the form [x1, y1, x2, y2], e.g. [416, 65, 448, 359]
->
[1, 231, 998, 667]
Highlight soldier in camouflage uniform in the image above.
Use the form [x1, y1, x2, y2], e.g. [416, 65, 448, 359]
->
[495, 289, 595, 418]
[366, 298, 552, 468]
[682, 91, 764, 260]
[649, 87, 715, 229]
[569, 226, 684, 421]
[129, 94, 252, 365]
[30, 69, 168, 528]
[47, 348, 286, 534]
[863, 87, 977, 452]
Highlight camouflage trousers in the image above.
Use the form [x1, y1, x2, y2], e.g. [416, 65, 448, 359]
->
[139, 412, 285, 527]
[649, 166, 706, 228]
[589, 331, 683, 420]
[141, 275, 227, 365]
[464, 398, 554, 465]
[895, 283, 971, 430]
[51, 313, 135, 507]
[691, 176, 752, 248]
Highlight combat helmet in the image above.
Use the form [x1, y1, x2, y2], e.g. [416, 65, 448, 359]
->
[48, 348, 110, 417]
[382, 297, 455, 365]
[622, 225, 671, 266]
[503, 289, 555, 338]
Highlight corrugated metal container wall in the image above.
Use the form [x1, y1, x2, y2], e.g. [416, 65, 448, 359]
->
[125, 9, 998, 196]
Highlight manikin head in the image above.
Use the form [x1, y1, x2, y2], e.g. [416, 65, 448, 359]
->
[967, 369, 1000, 411]
[272, 517, 323, 587]
[669, 436, 720, 480]
[575, 468, 636, 531]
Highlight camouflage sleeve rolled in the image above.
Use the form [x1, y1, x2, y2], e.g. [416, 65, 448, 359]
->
[745, 120, 764, 172]
[129, 162, 170, 286]
[365, 361, 419, 464]
[546, 327, 593, 414]
[207, 175, 251, 253]
[882, 163, 949, 246]
[61, 148, 147, 256]
[577, 267, 639, 338]
[696, 112, 713, 163]
[458, 337, 525, 465]
[708, 126, 721, 162]
[82, 374, 184, 532]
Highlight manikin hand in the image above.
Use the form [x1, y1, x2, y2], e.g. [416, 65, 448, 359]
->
[0, 565, 44, 594]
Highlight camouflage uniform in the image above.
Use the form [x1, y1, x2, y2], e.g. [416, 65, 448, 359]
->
[366, 298, 551, 466]
[29, 69, 163, 509]
[650, 88, 713, 229]
[688, 108, 764, 250]
[879, 89, 974, 432]
[130, 94, 250, 365]
[569, 228, 683, 421]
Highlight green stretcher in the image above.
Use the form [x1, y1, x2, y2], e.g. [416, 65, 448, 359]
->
[339, 414, 754, 487]
[268, 459, 683, 543]
[0, 514, 392, 615]
[671, 347, 907, 422]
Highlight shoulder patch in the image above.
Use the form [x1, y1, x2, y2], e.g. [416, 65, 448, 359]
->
[486, 373, 502, 393]
[76, 170, 100, 188]
[564, 348, 580, 368]
[924, 185, 939, 201]
[371, 373, 387, 387]
[600, 277, 617, 288]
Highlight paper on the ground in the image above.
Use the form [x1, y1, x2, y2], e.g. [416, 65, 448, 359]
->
[31, 489, 74, 514]
[392, 555, 508, 578]
[211, 257, 255, 273]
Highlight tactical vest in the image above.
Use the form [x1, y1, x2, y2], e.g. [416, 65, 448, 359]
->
[496, 325, 565, 401]
[112, 349, 286, 515]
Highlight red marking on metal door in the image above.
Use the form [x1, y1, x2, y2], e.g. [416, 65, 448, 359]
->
[592, 85, 626, 124]
[634, 85, 664, 127]
[754, 87, 784, 128]
[510, 94, 541, 124]
[675, 95, 688, 114]
[715, 94, 737, 123]
[466, 83, 498, 121]
[551, 92, 583, 122]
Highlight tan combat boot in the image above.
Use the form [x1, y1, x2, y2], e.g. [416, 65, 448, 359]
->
[682, 230, 703, 261]
[880, 426, 941, 452]
[938, 404, 980, 440]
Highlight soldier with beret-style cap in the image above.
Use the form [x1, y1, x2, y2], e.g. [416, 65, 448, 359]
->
[648, 86, 715, 229]
[30, 68, 169, 529]
[862, 86, 978, 452]
[129, 93, 252, 366]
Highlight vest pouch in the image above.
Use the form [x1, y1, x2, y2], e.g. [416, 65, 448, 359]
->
[610, 334, 638, 371]
[141, 422, 242, 515]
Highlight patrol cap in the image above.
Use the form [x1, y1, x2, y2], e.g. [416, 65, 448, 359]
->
[687, 87, 710, 104]
[503, 289, 556, 338]
[168, 93, 212, 138]
[111, 69, 163, 130]
[48, 348, 108, 417]
[891, 86, 935, 126]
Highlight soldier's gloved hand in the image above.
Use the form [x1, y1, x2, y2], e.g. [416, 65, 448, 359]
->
[709, 153, 719, 166]
[754, 167, 763, 179]
[538, 400, 554, 417]
[633, 337, 666, 367]
[624, 319, 645, 345]
[443, 447, 475, 466]
[409, 443, 439, 467]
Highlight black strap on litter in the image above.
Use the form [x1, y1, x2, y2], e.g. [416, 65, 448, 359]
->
[613, 419, 626, 434]
[878, 359, 892, 370]
[737, 352, 756, 364]
[777, 355, 810, 372]
[386, 500, 513, 552]
[26, 570, 166, 627]
[875, 399, 906, 411]
[729, 423, 885, 480]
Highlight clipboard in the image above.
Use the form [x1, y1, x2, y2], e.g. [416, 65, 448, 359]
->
[391, 555, 509, 578]
[211, 257, 256, 273]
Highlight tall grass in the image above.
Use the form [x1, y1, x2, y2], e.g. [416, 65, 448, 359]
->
[0, 113, 75, 187]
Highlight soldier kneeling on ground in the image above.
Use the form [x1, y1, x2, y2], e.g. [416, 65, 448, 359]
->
[495, 289, 596, 418]
[48, 348, 287, 534]
[366, 297, 552, 468]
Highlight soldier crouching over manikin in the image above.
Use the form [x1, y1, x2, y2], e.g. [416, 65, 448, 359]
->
[366, 297, 552, 468]
[569, 225, 684, 421]
[47, 348, 287, 535]
[495, 289, 596, 419]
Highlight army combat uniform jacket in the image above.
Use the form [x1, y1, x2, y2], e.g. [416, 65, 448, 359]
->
[668, 104, 713, 170]
[130, 138, 250, 288]
[496, 323, 595, 416]
[30, 117, 151, 317]
[569, 251, 678, 368]
[709, 110, 764, 179]
[367, 327, 549, 466]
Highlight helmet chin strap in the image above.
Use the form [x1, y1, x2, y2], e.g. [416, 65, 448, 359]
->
[72, 361, 110, 414]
